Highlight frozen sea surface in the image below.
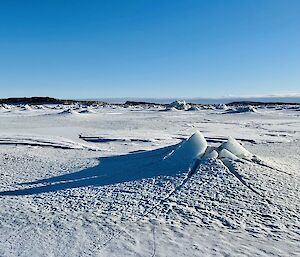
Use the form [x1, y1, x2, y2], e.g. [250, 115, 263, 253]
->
[0, 105, 299, 256]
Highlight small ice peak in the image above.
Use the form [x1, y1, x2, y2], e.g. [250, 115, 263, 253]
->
[78, 108, 96, 114]
[21, 104, 33, 111]
[218, 149, 239, 160]
[2, 104, 11, 109]
[59, 108, 79, 115]
[219, 136, 252, 159]
[247, 106, 257, 112]
[187, 106, 201, 111]
[215, 104, 229, 110]
[169, 131, 208, 164]
[202, 147, 219, 160]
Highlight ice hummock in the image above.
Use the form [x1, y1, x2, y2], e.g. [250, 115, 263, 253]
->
[58, 108, 79, 115]
[187, 106, 201, 111]
[20, 104, 33, 111]
[226, 106, 257, 114]
[2, 104, 11, 109]
[165, 131, 254, 168]
[167, 100, 191, 111]
[78, 108, 96, 114]
[215, 104, 229, 110]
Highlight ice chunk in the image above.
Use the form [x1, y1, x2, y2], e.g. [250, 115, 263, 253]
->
[202, 149, 219, 159]
[218, 149, 239, 160]
[169, 131, 207, 166]
[219, 137, 252, 159]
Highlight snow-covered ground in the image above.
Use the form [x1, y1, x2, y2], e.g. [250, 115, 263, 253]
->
[0, 104, 299, 256]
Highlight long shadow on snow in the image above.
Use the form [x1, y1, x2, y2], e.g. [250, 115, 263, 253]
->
[0, 144, 185, 196]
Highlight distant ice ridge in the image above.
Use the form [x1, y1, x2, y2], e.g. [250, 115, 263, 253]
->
[55, 107, 96, 115]
[225, 106, 257, 114]
[215, 104, 229, 110]
[1, 104, 11, 109]
[58, 108, 80, 115]
[165, 100, 207, 111]
[20, 104, 33, 111]
[166, 100, 191, 111]
[78, 108, 96, 114]
[164, 100, 258, 112]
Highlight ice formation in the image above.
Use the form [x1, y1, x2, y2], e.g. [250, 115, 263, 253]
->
[202, 149, 219, 159]
[218, 149, 239, 160]
[167, 131, 253, 170]
[218, 136, 252, 159]
[167, 100, 191, 111]
[21, 104, 33, 111]
[226, 106, 257, 114]
[58, 108, 79, 115]
[187, 106, 201, 111]
[169, 131, 208, 166]
[215, 104, 229, 110]
[79, 108, 96, 114]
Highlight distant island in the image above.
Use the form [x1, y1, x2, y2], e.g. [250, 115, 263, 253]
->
[0, 97, 105, 105]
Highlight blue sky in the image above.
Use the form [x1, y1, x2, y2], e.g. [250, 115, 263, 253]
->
[0, 0, 299, 99]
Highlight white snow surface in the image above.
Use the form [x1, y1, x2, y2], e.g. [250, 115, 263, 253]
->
[0, 105, 300, 256]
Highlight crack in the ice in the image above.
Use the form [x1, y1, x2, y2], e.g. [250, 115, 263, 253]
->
[219, 159, 272, 205]
[150, 220, 156, 257]
[250, 157, 291, 176]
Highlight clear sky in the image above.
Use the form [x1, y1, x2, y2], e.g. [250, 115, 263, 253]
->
[0, 0, 299, 99]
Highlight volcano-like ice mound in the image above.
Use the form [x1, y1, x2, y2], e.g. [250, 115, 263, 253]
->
[166, 131, 254, 168]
